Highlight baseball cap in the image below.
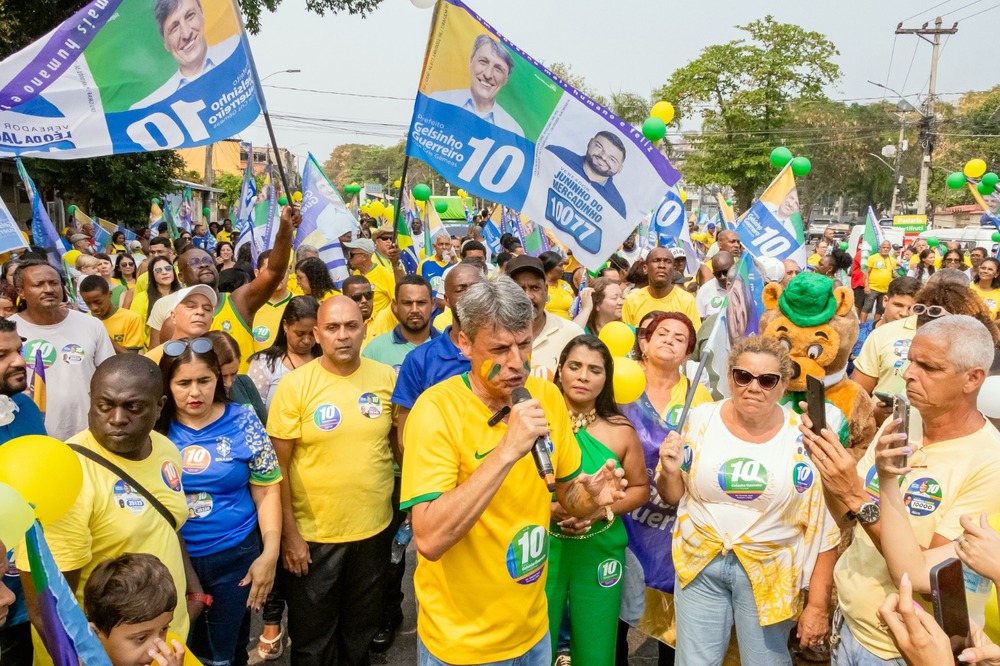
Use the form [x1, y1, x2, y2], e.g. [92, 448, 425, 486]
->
[505, 255, 545, 280]
[343, 237, 376, 254]
[69, 233, 89, 243]
[370, 226, 394, 240]
[670, 247, 686, 259]
[172, 284, 218, 309]
[129, 240, 143, 251]
[756, 256, 786, 284]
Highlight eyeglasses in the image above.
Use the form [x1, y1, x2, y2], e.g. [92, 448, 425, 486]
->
[731, 367, 782, 390]
[163, 337, 213, 357]
[349, 291, 374, 302]
[910, 304, 950, 318]
[186, 256, 214, 270]
[943, 257, 963, 263]
[153, 266, 173, 275]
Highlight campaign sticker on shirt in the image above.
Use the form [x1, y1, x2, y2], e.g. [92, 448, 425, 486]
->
[892, 339, 912, 371]
[113, 480, 145, 514]
[903, 477, 942, 517]
[186, 492, 213, 519]
[60, 343, 86, 365]
[792, 463, 814, 494]
[680, 445, 693, 473]
[506, 525, 548, 585]
[597, 558, 622, 588]
[358, 393, 383, 418]
[252, 325, 271, 343]
[717, 457, 769, 501]
[161, 461, 182, 492]
[23, 339, 57, 368]
[665, 404, 683, 428]
[181, 446, 212, 475]
[215, 438, 233, 461]
[864, 466, 881, 502]
[313, 404, 342, 431]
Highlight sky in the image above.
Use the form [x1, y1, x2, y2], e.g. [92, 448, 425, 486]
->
[240, 0, 1000, 171]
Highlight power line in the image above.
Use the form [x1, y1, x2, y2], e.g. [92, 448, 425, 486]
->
[955, 1, 1000, 20]
[263, 84, 414, 102]
[941, 0, 987, 17]
[902, 0, 957, 22]
[899, 39, 921, 94]
[880, 34, 898, 103]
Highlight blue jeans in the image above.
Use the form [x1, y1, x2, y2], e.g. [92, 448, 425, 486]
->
[833, 615, 906, 666]
[674, 552, 794, 665]
[417, 632, 551, 666]
[188, 530, 261, 666]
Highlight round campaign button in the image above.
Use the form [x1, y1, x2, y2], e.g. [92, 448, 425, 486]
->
[23, 340, 57, 368]
[113, 480, 146, 514]
[597, 558, 623, 588]
[60, 343, 85, 365]
[358, 393, 383, 418]
[864, 466, 881, 502]
[717, 457, 769, 501]
[506, 525, 548, 585]
[253, 325, 270, 343]
[313, 404, 341, 431]
[161, 461, 182, 492]
[186, 492, 214, 519]
[181, 446, 212, 475]
[903, 477, 942, 517]
[792, 462, 814, 494]
[680, 445, 694, 473]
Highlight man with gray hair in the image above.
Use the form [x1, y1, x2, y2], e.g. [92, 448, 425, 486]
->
[295, 244, 320, 264]
[131, 0, 240, 109]
[800, 314, 1000, 664]
[401, 276, 626, 665]
[429, 34, 525, 137]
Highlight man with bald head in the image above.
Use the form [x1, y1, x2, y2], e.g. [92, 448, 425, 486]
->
[700, 230, 743, 283]
[696, 250, 733, 318]
[267, 296, 398, 666]
[622, 246, 701, 329]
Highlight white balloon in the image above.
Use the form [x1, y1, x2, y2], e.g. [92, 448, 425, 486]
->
[410, 0, 436, 7]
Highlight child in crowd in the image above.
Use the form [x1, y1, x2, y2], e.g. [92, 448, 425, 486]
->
[83, 553, 187, 666]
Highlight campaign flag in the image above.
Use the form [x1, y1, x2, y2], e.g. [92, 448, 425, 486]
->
[969, 181, 1000, 230]
[425, 202, 446, 258]
[481, 218, 503, 257]
[518, 213, 546, 256]
[31, 348, 46, 415]
[16, 160, 66, 275]
[396, 190, 420, 274]
[734, 166, 807, 265]
[97, 218, 136, 246]
[405, 0, 680, 271]
[298, 153, 353, 285]
[716, 192, 735, 229]
[0, 0, 261, 159]
[178, 187, 194, 233]
[24, 522, 113, 666]
[0, 193, 28, 256]
[234, 144, 259, 256]
[860, 206, 886, 265]
[89, 217, 112, 250]
[649, 187, 702, 277]
[149, 199, 163, 231]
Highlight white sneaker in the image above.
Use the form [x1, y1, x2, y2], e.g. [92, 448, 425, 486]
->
[554, 654, 571, 666]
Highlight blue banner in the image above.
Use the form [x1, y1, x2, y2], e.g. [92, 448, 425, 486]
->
[405, 0, 680, 271]
[16, 159, 65, 275]
[734, 167, 807, 264]
[298, 153, 352, 284]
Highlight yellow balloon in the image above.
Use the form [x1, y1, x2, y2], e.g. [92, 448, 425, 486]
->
[457, 189, 467, 199]
[360, 205, 370, 215]
[650, 101, 675, 125]
[63, 249, 82, 267]
[0, 482, 34, 549]
[599, 321, 636, 358]
[369, 201, 385, 217]
[0, 436, 82, 526]
[678, 188, 687, 204]
[291, 191, 303, 203]
[393, 179, 402, 189]
[385, 205, 395, 220]
[613, 357, 646, 404]
[965, 159, 988, 179]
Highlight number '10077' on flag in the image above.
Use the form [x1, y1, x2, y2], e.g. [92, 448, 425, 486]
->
[405, 0, 681, 271]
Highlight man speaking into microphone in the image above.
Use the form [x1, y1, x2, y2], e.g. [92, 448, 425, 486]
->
[401, 276, 626, 666]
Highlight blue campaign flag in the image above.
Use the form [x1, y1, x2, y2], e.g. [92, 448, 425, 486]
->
[482, 219, 503, 256]
[16, 159, 65, 275]
[234, 145, 259, 257]
[649, 187, 702, 276]
[298, 154, 353, 284]
[734, 167, 807, 265]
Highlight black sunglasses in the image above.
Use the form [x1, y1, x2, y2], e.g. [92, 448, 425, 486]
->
[163, 337, 213, 357]
[349, 291, 374, 302]
[731, 367, 782, 391]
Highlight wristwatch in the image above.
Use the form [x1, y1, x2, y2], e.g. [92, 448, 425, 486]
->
[844, 501, 880, 525]
[186, 592, 213, 607]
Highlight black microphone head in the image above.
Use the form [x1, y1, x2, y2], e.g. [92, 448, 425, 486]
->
[511, 386, 532, 405]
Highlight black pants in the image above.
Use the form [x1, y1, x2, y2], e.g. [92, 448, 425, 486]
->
[284, 531, 389, 666]
[615, 620, 675, 666]
[380, 477, 406, 626]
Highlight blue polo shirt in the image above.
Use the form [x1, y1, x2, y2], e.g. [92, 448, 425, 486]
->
[362, 325, 440, 374]
[391, 326, 470, 409]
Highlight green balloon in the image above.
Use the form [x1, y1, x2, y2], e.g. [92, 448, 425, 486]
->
[413, 184, 432, 201]
[979, 181, 994, 196]
[983, 172, 999, 189]
[770, 146, 793, 169]
[725, 199, 733, 206]
[152, 197, 161, 206]
[790, 156, 812, 177]
[278, 195, 288, 206]
[434, 200, 448, 214]
[992, 232, 1000, 243]
[202, 207, 210, 216]
[641, 117, 666, 143]
[67, 204, 77, 216]
[839, 242, 849, 251]
[946, 172, 967, 190]
[927, 237, 940, 248]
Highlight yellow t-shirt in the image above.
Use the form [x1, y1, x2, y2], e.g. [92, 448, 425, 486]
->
[212, 293, 254, 372]
[287, 273, 304, 296]
[267, 358, 396, 543]
[365, 263, 396, 322]
[135, 269, 149, 296]
[985, 514, 1000, 644]
[362, 306, 397, 350]
[215, 230, 234, 244]
[16, 430, 190, 640]
[865, 254, 897, 293]
[546, 280, 575, 320]
[622, 286, 702, 331]
[972, 283, 1000, 318]
[807, 253, 822, 268]
[660, 377, 714, 427]
[400, 375, 582, 663]
[128, 289, 154, 348]
[853, 315, 917, 395]
[98, 307, 145, 351]
[835, 420, 1000, 659]
[432, 308, 453, 333]
[252, 294, 292, 352]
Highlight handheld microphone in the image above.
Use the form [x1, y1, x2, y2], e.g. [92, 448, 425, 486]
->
[511, 387, 556, 491]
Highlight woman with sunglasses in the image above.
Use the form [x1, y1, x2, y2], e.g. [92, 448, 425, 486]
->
[573, 277, 625, 336]
[294, 257, 339, 303]
[972, 257, 1000, 319]
[155, 337, 282, 666]
[129, 256, 181, 349]
[247, 296, 321, 410]
[657, 335, 839, 665]
[941, 248, 969, 277]
[545, 336, 648, 665]
[111, 253, 138, 307]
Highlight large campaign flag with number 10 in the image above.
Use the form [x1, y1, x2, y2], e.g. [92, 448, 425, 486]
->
[406, 0, 681, 271]
[0, 0, 261, 159]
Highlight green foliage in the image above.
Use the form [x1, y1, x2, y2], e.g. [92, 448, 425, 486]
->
[656, 16, 841, 211]
[215, 172, 244, 210]
[322, 141, 448, 195]
[239, 0, 385, 34]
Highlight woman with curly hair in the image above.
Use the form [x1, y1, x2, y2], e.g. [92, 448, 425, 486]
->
[294, 257, 338, 302]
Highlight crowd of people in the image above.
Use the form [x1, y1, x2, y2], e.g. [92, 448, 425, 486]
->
[2, 207, 1000, 666]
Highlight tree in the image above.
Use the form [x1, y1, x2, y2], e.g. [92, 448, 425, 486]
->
[656, 16, 841, 211]
[215, 172, 244, 211]
[239, 0, 385, 34]
[322, 141, 449, 198]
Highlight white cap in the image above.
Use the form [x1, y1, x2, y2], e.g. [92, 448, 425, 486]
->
[670, 247, 686, 259]
[755, 256, 786, 283]
[343, 237, 375, 254]
[173, 284, 218, 309]
[978, 376, 1000, 419]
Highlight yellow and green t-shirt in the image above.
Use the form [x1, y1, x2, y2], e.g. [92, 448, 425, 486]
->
[400, 374, 582, 663]
[546, 280, 575, 320]
[365, 263, 397, 322]
[866, 254, 897, 293]
[212, 293, 254, 372]
[972, 282, 1000, 319]
[98, 307, 145, 351]
[267, 358, 396, 543]
[622, 286, 702, 331]
[252, 294, 292, 352]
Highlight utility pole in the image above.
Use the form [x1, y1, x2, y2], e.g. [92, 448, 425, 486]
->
[895, 17, 957, 216]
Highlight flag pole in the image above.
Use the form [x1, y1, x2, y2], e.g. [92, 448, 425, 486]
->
[393, 154, 410, 246]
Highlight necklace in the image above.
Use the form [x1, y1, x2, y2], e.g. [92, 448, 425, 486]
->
[568, 408, 596, 433]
